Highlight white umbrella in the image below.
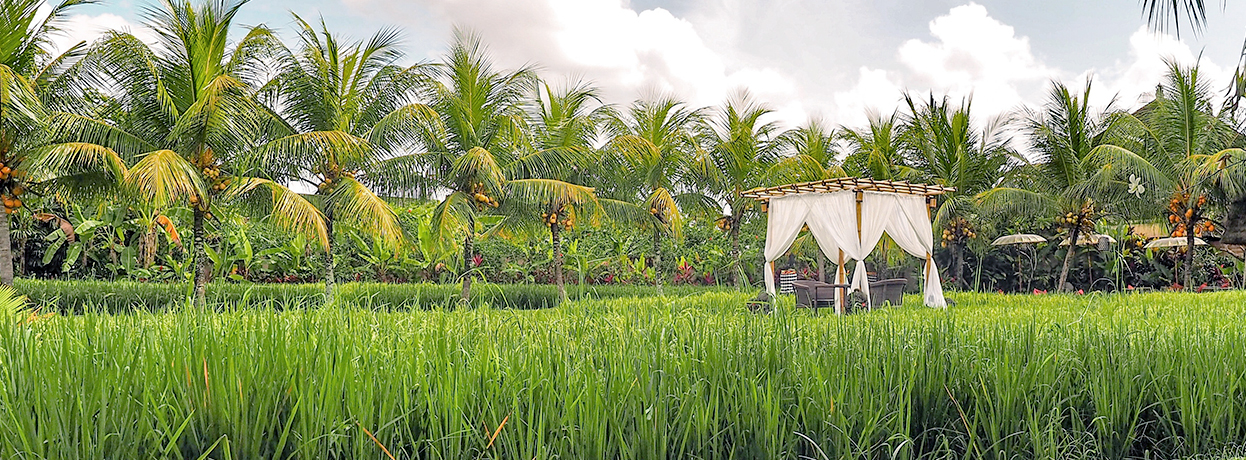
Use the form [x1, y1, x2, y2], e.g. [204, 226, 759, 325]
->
[1145, 236, 1207, 249]
[992, 234, 1047, 246]
[993, 234, 1046, 292]
[1060, 234, 1117, 246]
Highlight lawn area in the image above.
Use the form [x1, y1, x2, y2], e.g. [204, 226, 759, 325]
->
[2, 285, 1245, 459]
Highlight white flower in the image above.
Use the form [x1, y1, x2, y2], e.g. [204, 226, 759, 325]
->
[1128, 174, 1146, 197]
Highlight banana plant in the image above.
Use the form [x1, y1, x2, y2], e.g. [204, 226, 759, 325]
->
[562, 239, 610, 287]
[36, 211, 104, 273]
[347, 228, 402, 282]
[205, 223, 260, 282]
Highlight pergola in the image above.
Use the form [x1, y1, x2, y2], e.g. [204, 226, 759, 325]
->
[743, 177, 955, 309]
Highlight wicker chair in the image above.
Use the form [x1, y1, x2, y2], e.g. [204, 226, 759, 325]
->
[868, 279, 907, 307]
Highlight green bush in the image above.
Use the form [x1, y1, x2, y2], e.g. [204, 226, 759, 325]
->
[14, 279, 732, 313]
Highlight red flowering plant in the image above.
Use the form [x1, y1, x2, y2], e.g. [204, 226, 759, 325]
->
[674, 257, 697, 285]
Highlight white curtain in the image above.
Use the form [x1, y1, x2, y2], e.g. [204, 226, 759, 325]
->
[763, 196, 811, 295]
[855, 193, 900, 307]
[882, 194, 947, 308]
[803, 192, 859, 308]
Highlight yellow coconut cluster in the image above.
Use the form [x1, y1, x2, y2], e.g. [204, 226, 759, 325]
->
[715, 216, 732, 232]
[542, 209, 574, 231]
[471, 182, 499, 208]
[315, 165, 357, 192]
[1056, 203, 1097, 236]
[940, 217, 975, 248]
[1167, 193, 1213, 237]
[192, 152, 234, 193]
[0, 161, 23, 214]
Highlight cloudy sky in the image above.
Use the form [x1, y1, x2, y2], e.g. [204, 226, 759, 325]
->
[50, 0, 1246, 130]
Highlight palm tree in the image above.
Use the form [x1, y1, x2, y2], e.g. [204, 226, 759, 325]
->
[980, 79, 1150, 292]
[251, 15, 427, 299]
[515, 80, 603, 302]
[53, 0, 326, 306]
[901, 93, 1015, 289]
[0, 0, 109, 285]
[773, 119, 841, 182]
[1113, 63, 1245, 288]
[841, 112, 918, 181]
[413, 33, 594, 302]
[602, 96, 713, 295]
[417, 33, 527, 303]
[1139, 0, 1246, 115]
[703, 93, 780, 288]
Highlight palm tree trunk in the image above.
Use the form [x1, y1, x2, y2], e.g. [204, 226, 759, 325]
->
[818, 253, 826, 283]
[324, 206, 336, 302]
[460, 232, 474, 302]
[1185, 228, 1196, 289]
[952, 241, 966, 289]
[16, 229, 26, 278]
[552, 223, 565, 303]
[0, 210, 13, 286]
[730, 218, 743, 289]
[1058, 226, 1080, 292]
[653, 229, 663, 296]
[141, 227, 158, 268]
[192, 207, 209, 308]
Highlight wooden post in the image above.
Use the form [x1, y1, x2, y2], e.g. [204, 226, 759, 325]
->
[926, 197, 934, 280]
[764, 201, 770, 292]
[837, 250, 845, 283]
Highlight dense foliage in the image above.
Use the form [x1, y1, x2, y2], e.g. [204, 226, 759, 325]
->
[4, 0, 1246, 301]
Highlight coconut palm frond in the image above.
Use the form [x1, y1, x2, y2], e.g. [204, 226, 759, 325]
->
[646, 188, 684, 239]
[124, 149, 205, 209]
[328, 176, 404, 248]
[452, 146, 506, 193]
[255, 130, 373, 178]
[429, 190, 475, 248]
[31, 142, 128, 185]
[976, 187, 1057, 221]
[0, 64, 46, 130]
[366, 102, 439, 152]
[1085, 144, 1172, 191]
[223, 177, 329, 250]
[47, 112, 157, 159]
[506, 178, 596, 208]
[766, 155, 832, 185]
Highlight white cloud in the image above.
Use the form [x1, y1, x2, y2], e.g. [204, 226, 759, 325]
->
[834, 67, 904, 128]
[1088, 26, 1233, 110]
[347, 0, 805, 125]
[834, 3, 1056, 129]
[46, 13, 154, 55]
[830, 3, 1235, 132]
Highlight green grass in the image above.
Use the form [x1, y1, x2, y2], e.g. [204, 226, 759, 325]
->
[1, 287, 1245, 459]
[13, 278, 728, 312]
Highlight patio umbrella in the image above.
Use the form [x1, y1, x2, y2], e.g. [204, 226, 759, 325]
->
[992, 234, 1046, 292]
[992, 234, 1047, 246]
[1144, 237, 1207, 249]
[1059, 234, 1117, 246]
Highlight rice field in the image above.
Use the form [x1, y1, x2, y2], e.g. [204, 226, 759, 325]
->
[2, 286, 1246, 459]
